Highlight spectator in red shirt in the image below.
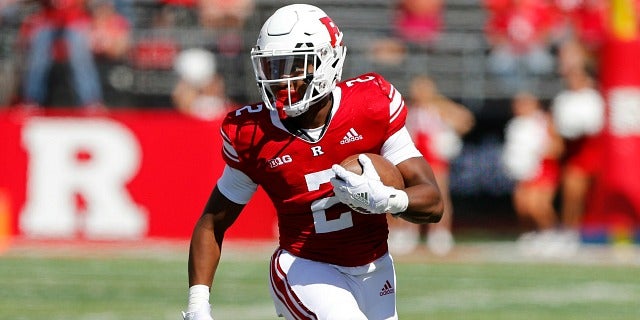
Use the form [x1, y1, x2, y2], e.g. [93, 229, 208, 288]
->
[392, 0, 444, 50]
[20, 0, 103, 108]
[197, 0, 254, 30]
[551, 0, 608, 51]
[89, 0, 131, 61]
[484, 0, 556, 94]
[129, 5, 179, 70]
[161, 0, 197, 6]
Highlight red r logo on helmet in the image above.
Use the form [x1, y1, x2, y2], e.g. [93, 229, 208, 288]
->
[319, 16, 341, 47]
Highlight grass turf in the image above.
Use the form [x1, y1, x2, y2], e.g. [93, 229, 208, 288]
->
[0, 243, 639, 320]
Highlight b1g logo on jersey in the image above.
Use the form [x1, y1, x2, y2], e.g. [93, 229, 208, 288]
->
[268, 155, 292, 168]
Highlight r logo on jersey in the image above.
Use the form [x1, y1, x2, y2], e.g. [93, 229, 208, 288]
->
[311, 146, 324, 156]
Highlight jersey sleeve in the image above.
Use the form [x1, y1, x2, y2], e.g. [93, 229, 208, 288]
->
[381, 126, 423, 165]
[219, 106, 263, 174]
[216, 165, 258, 204]
[220, 116, 240, 169]
[364, 73, 408, 141]
[367, 73, 418, 164]
[386, 80, 408, 139]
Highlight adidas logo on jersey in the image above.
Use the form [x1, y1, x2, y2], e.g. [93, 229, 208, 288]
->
[380, 280, 395, 296]
[340, 128, 363, 145]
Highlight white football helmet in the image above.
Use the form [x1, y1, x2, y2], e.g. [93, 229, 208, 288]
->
[251, 4, 347, 117]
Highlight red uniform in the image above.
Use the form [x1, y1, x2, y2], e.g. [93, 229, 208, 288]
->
[40, 0, 89, 27]
[484, 0, 555, 53]
[220, 73, 407, 267]
[521, 158, 561, 189]
[407, 107, 456, 173]
[412, 130, 448, 172]
[521, 112, 561, 189]
[563, 134, 603, 176]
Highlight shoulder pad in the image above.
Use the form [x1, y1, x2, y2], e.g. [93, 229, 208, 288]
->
[341, 73, 393, 98]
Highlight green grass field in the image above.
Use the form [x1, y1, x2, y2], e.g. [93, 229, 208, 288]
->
[1, 241, 639, 320]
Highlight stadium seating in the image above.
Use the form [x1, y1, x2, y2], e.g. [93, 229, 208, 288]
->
[0, 0, 563, 108]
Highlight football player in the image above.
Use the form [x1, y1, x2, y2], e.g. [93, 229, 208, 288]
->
[182, 4, 444, 320]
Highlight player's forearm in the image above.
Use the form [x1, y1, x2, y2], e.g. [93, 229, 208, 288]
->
[187, 187, 244, 287]
[185, 222, 219, 315]
[188, 216, 222, 287]
[398, 184, 444, 224]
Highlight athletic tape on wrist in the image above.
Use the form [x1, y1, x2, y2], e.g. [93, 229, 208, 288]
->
[387, 190, 408, 214]
[187, 284, 210, 313]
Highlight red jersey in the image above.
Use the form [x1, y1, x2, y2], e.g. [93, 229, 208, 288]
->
[220, 73, 407, 267]
[40, 0, 89, 27]
[484, 0, 555, 52]
[407, 106, 456, 173]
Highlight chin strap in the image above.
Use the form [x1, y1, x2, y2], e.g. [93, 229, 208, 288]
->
[281, 95, 333, 142]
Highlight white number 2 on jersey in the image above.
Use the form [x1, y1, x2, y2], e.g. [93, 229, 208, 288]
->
[304, 169, 353, 233]
[345, 75, 375, 87]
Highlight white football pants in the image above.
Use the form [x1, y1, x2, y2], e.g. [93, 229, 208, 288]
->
[269, 248, 398, 320]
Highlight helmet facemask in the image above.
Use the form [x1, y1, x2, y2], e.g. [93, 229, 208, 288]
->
[252, 43, 344, 118]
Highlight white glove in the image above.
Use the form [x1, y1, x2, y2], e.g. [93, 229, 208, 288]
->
[182, 303, 213, 320]
[330, 154, 408, 214]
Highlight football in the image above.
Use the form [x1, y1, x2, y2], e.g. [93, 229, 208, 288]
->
[339, 153, 405, 189]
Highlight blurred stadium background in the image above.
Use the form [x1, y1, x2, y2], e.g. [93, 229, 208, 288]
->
[0, 0, 541, 237]
[1, 1, 640, 319]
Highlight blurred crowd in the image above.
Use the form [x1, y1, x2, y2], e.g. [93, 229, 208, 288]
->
[0, 0, 639, 258]
[0, 0, 605, 110]
[0, 0, 252, 116]
[375, 0, 640, 259]
[496, 0, 640, 259]
[357, 0, 640, 259]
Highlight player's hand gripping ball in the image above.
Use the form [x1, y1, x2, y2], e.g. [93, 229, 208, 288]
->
[338, 153, 405, 189]
[330, 154, 407, 214]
